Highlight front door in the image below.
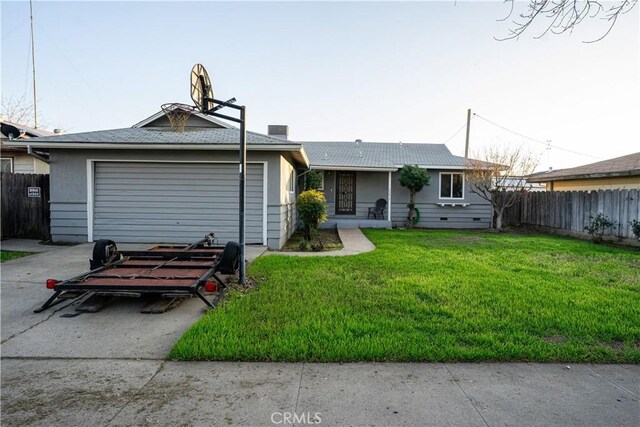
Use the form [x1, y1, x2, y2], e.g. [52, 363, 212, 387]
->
[335, 172, 356, 215]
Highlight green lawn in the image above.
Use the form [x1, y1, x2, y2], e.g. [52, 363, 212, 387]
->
[170, 230, 640, 363]
[0, 250, 33, 262]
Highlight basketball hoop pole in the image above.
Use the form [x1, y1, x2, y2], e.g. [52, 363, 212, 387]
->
[204, 98, 247, 285]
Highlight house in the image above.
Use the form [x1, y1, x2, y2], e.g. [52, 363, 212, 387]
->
[527, 152, 640, 191]
[6, 110, 492, 249]
[0, 119, 54, 174]
[301, 140, 492, 229]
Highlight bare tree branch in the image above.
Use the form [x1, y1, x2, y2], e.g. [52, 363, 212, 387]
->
[1, 96, 35, 126]
[465, 145, 540, 230]
[496, 0, 637, 42]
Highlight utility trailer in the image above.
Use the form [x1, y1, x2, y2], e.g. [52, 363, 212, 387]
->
[35, 233, 239, 313]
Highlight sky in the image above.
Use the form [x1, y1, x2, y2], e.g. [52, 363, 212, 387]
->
[1, 1, 638, 171]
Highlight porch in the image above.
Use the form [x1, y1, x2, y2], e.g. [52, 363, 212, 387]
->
[317, 169, 395, 228]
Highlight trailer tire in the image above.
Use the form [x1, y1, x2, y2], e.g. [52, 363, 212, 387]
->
[90, 239, 119, 270]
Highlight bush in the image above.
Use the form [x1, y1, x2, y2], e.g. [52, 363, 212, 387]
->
[584, 213, 617, 243]
[310, 240, 325, 252]
[298, 239, 310, 251]
[297, 190, 328, 241]
[304, 170, 324, 190]
[630, 219, 640, 240]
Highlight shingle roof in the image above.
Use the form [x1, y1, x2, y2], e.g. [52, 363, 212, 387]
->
[528, 152, 640, 182]
[301, 141, 469, 169]
[11, 126, 299, 146]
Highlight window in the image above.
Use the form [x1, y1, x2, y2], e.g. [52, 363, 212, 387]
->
[440, 172, 464, 199]
[1, 158, 13, 173]
[289, 169, 295, 192]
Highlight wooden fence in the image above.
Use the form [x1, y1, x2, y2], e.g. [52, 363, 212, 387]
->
[1, 173, 51, 240]
[504, 189, 639, 239]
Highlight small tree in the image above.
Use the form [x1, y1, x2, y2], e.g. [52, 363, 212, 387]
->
[296, 189, 328, 241]
[304, 170, 323, 191]
[399, 165, 430, 228]
[465, 146, 539, 231]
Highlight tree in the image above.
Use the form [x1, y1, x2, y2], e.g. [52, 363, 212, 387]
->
[296, 189, 328, 241]
[304, 170, 323, 191]
[498, 0, 637, 42]
[1, 96, 35, 126]
[399, 165, 430, 228]
[465, 146, 539, 230]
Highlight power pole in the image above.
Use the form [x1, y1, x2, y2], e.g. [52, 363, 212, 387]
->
[464, 108, 471, 160]
[29, 0, 38, 128]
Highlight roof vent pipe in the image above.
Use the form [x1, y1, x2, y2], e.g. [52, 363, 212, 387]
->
[399, 141, 403, 148]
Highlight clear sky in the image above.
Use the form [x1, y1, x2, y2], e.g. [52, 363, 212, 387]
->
[2, 1, 638, 171]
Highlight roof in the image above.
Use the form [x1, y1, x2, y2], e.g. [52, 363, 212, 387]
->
[1, 120, 55, 138]
[5, 126, 308, 167]
[6, 126, 299, 146]
[528, 152, 640, 182]
[301, 141, 473, 171]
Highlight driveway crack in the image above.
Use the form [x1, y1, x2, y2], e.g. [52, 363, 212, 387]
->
[1, 295, 83, 345]
[106, 360, 165, 426]
[445, 365, 490, 427]
[585, 366, 639, 399]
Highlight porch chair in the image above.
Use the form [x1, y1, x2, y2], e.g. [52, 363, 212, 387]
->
[367, 198, 387, 219]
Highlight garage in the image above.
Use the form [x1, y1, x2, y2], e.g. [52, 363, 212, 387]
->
[91, 161, 265, 244]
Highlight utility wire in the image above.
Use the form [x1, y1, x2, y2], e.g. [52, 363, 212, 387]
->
[473, 113, 602, 160]
[442, 117, 473, 145]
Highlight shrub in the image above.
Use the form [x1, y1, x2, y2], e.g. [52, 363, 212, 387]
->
[304, 170, 324, 191]
[298, 239, 310, 251]
[310, 240, 325, 252]
[297, 190, 328, 241]
[584, 213, 617, 243]
[630, 219, 640, 240]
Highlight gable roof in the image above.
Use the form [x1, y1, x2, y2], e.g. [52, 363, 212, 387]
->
[302, 141, 472, 171]
[527, 152, 640, 182]
[132, 110, 233, 129]
[5, 127, 309, 166]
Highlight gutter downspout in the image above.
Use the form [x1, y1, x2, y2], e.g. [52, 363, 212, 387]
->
[27, 145, 49, 164]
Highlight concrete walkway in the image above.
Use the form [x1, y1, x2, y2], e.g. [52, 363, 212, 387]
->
[267, 227, 376, 257]
[1, 359, 637, 426]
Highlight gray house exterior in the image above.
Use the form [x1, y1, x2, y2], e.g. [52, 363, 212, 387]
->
[302, 141, 492, 229]
[9, 112, 307, 249]
[8, 110, 491, 249]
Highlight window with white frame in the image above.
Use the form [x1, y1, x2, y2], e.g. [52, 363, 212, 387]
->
[440, 172, 464, 199]
[289, 169, 295, 192]
[1, 158, 13, 173]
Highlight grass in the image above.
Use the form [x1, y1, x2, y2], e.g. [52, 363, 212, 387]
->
[281, 228, 344, 252]
[170, 230, 640, 363]
[0, 250, 33, 262]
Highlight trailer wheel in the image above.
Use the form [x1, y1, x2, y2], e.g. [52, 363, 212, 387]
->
[90, 239, 120, 270]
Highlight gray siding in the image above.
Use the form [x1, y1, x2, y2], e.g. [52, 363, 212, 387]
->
[316, 169, 491, 228]
[49, 149, 287, 248]
[93, 162, 263, 244]
[390, 169, 491, 228]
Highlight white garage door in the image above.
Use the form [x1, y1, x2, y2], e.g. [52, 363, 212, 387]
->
[92, 162, 264, 244]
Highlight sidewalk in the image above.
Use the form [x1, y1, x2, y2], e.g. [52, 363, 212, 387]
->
[267, 228, 376, 257]
[1, 359, 637, 426]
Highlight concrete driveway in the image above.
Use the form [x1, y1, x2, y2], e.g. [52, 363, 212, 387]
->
[1, 241, 638, 426]
[1, 240, 266, 359]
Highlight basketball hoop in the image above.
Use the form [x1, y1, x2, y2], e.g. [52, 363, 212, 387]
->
[161, 103, 198, 132]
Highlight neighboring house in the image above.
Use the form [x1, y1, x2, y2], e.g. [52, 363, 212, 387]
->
[0, 120, 53, 174]
[7, 110, 492, 248]
[300, 140, 492, 229]
[527, 152, 640, 191]
[499, 176, 546, 192]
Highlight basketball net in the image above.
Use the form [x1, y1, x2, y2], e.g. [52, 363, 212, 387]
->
[161, 103, 198, 132]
